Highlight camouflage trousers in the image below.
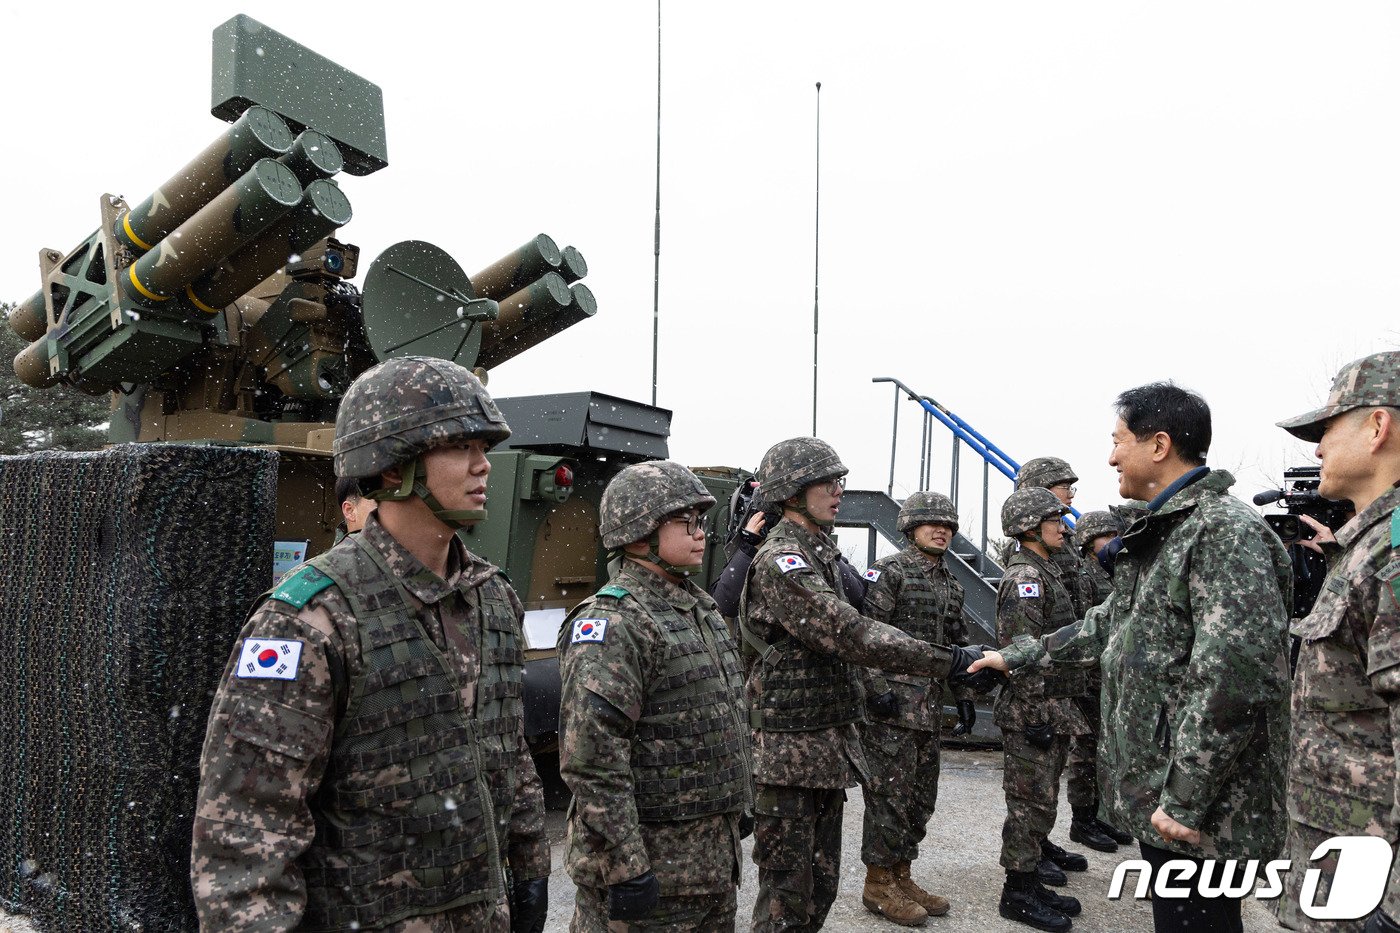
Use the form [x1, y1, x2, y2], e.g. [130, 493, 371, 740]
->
[752, 784, 845, 932]
[1066, 694, 1099, 810]
[1275, 821, 1387, 931]
[1000, 729, 1070, 873]
[858, 721, 940, 867]
[570, 884, 737, 932]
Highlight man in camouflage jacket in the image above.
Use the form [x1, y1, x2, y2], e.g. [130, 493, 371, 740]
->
[1275, 351, 1400, 932]
[557, 461, 751, 931]
[740, 437, 996, 932]
[191, 358, 550, 933]
[976, 382, 1292, 933]
[858, 491, 968, 923]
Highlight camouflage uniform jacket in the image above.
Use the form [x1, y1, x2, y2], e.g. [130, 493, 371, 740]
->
[558, 561, 749, 897]
[861, 546, 969, 732]
[1289, 483, 1400, 917]
[1083, 552, 1113, 609]
[1000, 470, 1292, 860]
[1051, 522, 1096, 618]
[191, 513, 549, 931]
[741, 518, 957, 789]
[994, 547, 1090, 737]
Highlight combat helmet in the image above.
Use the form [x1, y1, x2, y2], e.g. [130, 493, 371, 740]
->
[898, 491, 960, 533]
[1073, 510, 1122, 553]
[755, 437, 847, 528]
[333, 356, 511, 527]
[600, 460, 716, 575]
[1001, 486, 1069, 541]
[1014, 456, 1078, 491]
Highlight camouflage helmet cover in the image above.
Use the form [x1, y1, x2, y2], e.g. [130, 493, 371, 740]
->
[755, 437, 848, 504]
[333, 356, 511, 480]
[1014, 456, 1078, 490]
[898, 491, 960, 533]
[1001, 486, 1069, 537]
[1073, 510, 1123, 551]
[1277, 350, 1400, 443]
[600, 460, 717, 549]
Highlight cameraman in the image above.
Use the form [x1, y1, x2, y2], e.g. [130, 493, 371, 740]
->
[1275, 351, 1400, 932]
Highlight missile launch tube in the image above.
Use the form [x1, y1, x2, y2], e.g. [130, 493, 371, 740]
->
[8, 290, 48, 341]
[14, 336, 58, 389]
[477, 279, 595, 370]
[558, 246, 588, 285]
[113, 106, 294, 254]
[278, 130, 344, 184]
[469, 234, 562, 302]
[126, 159, 304, 308]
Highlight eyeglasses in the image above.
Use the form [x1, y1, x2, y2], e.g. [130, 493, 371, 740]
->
[1050, 483, 1077, 495]
[818, 476, 847, 495]
[666, 511, 705, 536]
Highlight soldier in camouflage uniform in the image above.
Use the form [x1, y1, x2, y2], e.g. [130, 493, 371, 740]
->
[857, 491, 967, 924]
[557, 460, 751, 932]
[191, 356, 550, 933]
[994, 487, 1089, 933]
[1071, 511, 1121, 610]
[740, 437, 997, 932]
[976, 382, 1292, 933]
[1013, 459, 1122, 855]
[1275, 351, 1400, 932]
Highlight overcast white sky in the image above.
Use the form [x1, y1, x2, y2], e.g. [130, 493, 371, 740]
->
[3, 2, 1396, 548]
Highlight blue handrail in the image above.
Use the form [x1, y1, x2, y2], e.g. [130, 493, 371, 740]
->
[873, 377, 1081, 523]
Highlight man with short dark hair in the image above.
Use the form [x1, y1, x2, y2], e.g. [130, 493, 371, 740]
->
[334, 474, 376, 538]
[974, 381, 1292, 933]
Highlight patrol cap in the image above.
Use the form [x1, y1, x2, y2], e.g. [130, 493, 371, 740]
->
[1278, 351, 1400, 443]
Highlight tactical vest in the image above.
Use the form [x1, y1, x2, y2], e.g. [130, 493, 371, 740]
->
[740, 524, 863, 732]
[880, 548, 963, 687]
[1052, 538, 1095, 618]
[572, 570, 752, 822]
[1006, 550, 1086, 699]
[294, 535, 524, 932]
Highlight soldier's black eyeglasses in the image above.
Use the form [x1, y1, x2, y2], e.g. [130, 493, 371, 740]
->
[666, 512, 705, 536]
[820, 476, 847, 495]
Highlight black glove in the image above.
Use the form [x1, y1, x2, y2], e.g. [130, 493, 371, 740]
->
[951, 699, 977, 737]
[509, 876, 548, 933]
[947, 644, 1005, 694]
[738, 810, 755, 840]
[1365, 911, 1400, 933]
[739, 528, 763, 550]
[1024, 721, 1055, 750]
[609, 870, 660, 921]
[867, 690, 900, 719]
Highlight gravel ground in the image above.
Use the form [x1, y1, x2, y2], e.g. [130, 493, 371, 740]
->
[0, 749, 1280, 932]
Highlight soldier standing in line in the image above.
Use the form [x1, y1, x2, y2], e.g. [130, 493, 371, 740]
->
[1070, 511, 1122, 610]
[191, 356, 550, 933]
[1274, 351, 1400, 931]
[557, 460, 752, 931]
[1013, 460, 1125, 856]
[994, 487, 1090, 933]
[857, 491, 967, 925]
[973, 381, 1292, 933]
[739, 437, 997, 933]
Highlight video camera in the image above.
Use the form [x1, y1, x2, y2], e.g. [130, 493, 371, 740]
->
[1253, 466, 1353, 544]
[726, 477, 780, 554]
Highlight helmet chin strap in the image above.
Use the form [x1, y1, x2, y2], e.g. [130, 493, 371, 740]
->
[784, 496, 834, 529]
[368, 457, 486, 529]
[620, 531, 702, 577]
[915, 543, 947, 557]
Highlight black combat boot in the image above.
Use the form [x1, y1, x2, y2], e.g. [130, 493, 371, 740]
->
[1036, 858, 1067, 887]
[1040, 839, 1088, 872]
[1033, 880, 1082, 917]
[1097, 818, 1134, 845]
[1069, 805, 1118, 852]
[999, 870, 1072, 932]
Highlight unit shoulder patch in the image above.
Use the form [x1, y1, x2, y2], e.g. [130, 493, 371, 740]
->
[774, 554, 810, 574]
[269, 565, 335, 610]
[598, 584, 631, 600]
[863, 568, 882, 582]
[236, 638, 304, 680]
[571, 618, 609, 644]
[1017, 582, 1041, 599]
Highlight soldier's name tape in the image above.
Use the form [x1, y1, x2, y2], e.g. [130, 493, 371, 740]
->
[863, 568, 881, 582]
[775, 554, 809, 573]
[571, 618, 608, 644]
[1017, 582, 1041, 598]
[236, 638, 304, 680]
[1108, 835, 1390, 921]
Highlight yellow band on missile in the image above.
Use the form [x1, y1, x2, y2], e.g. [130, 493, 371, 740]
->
[121, 213, 153, 252]
[185, 286, 221, 315]
[127, 266, 170, 302]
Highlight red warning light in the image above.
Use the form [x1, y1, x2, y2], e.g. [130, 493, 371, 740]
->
[555, 465, 574, 488]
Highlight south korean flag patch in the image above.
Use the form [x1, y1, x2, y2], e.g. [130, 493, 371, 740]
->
[775, 554, 810, 574]
[236, 638, 304, 680]
[863, 569, 882, 583]
[571, 618, 609, 644]
[1017, 582, 1041, 599]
